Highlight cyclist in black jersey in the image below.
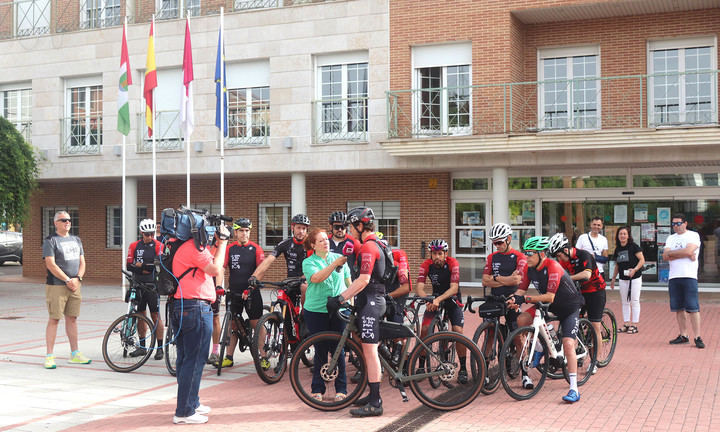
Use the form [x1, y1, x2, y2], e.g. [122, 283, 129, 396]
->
[328, 211, 354, 255]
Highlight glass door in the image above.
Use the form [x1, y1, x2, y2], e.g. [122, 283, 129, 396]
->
[452, 200, 489, 286]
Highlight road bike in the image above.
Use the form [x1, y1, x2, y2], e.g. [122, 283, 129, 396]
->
[288, 302, 485, 411]
[499, 302, 597, 400]
[102, 270, 159, 372]
[251, 276, 313, 384]
[581, 307, 617, 368]
[216, 291, 257, 376]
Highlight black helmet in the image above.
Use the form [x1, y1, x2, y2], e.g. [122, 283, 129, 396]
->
[291, 214, 311, 226]
[347, 207, 375, 225]
[233, 218, 252, 230]
[329, 211, 347, 225]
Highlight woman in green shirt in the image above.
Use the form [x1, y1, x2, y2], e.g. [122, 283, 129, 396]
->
[302, 228, 351, 402]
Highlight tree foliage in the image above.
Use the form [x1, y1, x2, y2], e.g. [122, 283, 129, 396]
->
[0, 116, 38, 225]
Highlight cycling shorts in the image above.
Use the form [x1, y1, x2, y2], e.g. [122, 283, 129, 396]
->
[558, 309, 580, 340]
[227, 289, 264, 320]
[582, 289, 606, 322]
[355, 285, 386, 344]
[136, 288, 160, 314]
[422, 299, 464, 328]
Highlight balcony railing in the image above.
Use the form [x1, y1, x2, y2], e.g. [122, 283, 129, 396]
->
[60, 116, 102, 155]
[312, 97, 369, 143]
[234, 0, 278, 11]
[223, 104, 270, 148]
[136, 110, 184, 152]
[387, 70, 719, 139]
[0, 0, 50, 39]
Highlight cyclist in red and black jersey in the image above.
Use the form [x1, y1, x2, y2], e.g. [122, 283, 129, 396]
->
[126, 219, 164, 360]
[326, 207, 387, 417]
[218, 218, 265, 368]
[415, 239, 468, 384]
[509, 236, 585, 403]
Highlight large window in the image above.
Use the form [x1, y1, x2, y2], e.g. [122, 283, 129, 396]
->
[648, 37, 717, 126]
[43, 207, 79, 239]
[226, 60, 271, 147]
[538, 47, 600, 130]
[0, 87, 32, 143]
[81, 0, 121, 29]
[107, 206, 148, 248]
[15, 0, 50, 36]
[141, 68, 182, 151]
[64, 79, 102, 154]
[259, 203, 290, 249]
[315, 52, 368, 142]
[347, 201, 400, 247]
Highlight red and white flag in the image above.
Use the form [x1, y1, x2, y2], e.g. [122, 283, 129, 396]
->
[180, 17, 194, 141]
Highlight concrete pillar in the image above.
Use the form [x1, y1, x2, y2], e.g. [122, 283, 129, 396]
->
[291, 173, 306, 217]
[492, 168, 508, 225]
[123, 177, 138, 251]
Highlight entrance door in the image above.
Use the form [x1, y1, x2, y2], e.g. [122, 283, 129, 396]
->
[452, 200, 489, 286]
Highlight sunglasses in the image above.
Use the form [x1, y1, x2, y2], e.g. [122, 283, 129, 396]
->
[57, 218, 71, 223]
[671, 221, 685, 226]
[332, 225, 346, 230]
[142, 232, 154, 236]
[524, 251, 537, 256]
[492, 240, 505, 246]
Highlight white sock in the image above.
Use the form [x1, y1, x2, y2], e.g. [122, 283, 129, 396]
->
[569, 373, 577, 392]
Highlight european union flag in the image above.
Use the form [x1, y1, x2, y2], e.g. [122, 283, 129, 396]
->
[215, 28, 228, 137]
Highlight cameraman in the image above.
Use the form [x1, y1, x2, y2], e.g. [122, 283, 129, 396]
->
[170, 220, 230, 425]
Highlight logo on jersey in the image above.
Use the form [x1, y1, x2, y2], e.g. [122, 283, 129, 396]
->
[360, 253, 373, 273]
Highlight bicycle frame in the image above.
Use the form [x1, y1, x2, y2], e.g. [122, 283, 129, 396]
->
[523, 305, 591, 369]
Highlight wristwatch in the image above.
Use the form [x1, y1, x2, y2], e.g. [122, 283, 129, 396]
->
[78, 276, 83, 282]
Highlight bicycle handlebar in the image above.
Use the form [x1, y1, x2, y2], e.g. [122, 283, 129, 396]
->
[121, 270, 157, 293]
[255, 276, 306, 290]
[464, 294, 511, 313]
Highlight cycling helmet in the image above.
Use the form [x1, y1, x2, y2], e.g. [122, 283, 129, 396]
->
[522, 236, 550, 252]
[428, 239, 449, 252]
[138, 219, 156, 233]
[547, 233, 570, 257]
[329, 211, 347, 225]
[291, 214, 311, 226]
[233, 218, 252, 230]
[347, 207, 375, 225]
[489, 223, 512, 241]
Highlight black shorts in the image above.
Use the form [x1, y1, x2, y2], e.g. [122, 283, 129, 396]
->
[227, 289, 264, 321]
[422, 299, 464, 328]
[355, 286, 386, 344]
[136, 288, 160, 314]
[558, 309, 580, 340]
[582, 290, 606, 322]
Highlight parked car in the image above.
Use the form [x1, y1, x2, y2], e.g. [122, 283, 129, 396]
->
[0, 231, 23, 265]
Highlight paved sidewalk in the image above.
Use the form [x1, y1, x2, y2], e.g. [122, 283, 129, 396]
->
[1, 275, 719, 431]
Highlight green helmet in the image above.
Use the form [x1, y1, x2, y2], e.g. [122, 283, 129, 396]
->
[523, 236, 550, 251]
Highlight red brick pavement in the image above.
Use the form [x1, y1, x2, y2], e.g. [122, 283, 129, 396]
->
[64, 295, 720, 432]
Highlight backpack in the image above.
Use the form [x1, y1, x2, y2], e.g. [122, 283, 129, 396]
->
[367, 238, 398, 289]
[155, 238, 198, 296]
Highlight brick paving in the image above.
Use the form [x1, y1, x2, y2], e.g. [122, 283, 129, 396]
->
[1, 273, 719, 432]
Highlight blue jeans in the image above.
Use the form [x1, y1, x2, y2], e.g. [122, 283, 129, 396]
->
[669, 278, 700, 313]
[172, 299, 212, 417]
[303, 309, 346, 394]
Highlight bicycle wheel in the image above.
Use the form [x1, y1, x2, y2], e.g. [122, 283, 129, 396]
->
[426, 316, 449, 388]
[217, 311, 232, 376]
[164, 321, 177, 376]
[289, 331, 366, 411]
[102, 313, 156, 373]
[298, 342, 315, 367]
[499, 326, 548, 401]
[573, 318, 598, 387]
[407, 331, 485, 411]
[252, 312, 288, 384]
[597, 308, 617, 367]
[472, 321, 504, 395]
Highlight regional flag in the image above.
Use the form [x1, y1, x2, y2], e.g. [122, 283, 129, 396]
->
[181, 18, 194, 140]
[144, 20, 157, 137]
[214, 27, 228, 137]
[117, 21, 132, 136]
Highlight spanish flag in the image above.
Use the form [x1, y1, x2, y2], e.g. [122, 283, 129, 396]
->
[144, 20, 157, 137]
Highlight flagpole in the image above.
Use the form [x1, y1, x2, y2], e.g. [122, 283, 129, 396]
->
[151, 14, 157, 223]
[121, 16, 128, 299]
[220, 7, 225, 215]
[186, 12, 191, 207]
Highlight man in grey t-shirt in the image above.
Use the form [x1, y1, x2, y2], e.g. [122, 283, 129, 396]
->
[42, 211, 91, 369]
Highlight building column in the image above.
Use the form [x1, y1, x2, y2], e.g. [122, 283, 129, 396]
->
[492, 168, 508, 225]
[123, 177, 138, 252]
[291, 173, 306, 216]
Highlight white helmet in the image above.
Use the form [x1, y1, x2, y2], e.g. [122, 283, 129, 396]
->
[489, 223, 512, 241]
[139, 219, 156, 234]
[547, 233, 570, 257]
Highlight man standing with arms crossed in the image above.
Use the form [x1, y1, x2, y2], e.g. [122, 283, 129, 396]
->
[43, 211, 91, 369]
[576, 217, 609, 278]
[664, 213, 704, 349]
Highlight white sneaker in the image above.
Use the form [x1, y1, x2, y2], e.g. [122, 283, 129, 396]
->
[591, 365, 598, 375]
[173, 413, 208, 424]
[195, 404, 211, 415]
[522, 375, 534, 390]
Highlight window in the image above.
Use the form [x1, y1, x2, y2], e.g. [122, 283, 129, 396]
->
[648, 37, 717, 126]
[542, 175, 627, 189]
[315, 52, 368, 142]
[15, 0, 50, 36]
[107, 206, 148, 248]
[633, 173, 720, 188]
[140, 68, 182, 151]
[413, 43, 472, 136]
[259, 203, 290, 249]
[226, 60, 270, 147]
[157, 0, 200, 19]
[0, 87, 32, 143]
[452, 178, 489, 191]
[43, 207, 79, 239]
[63, 78, 103, 154]
[81, 0, 121, 29]
[347, 201, 400, 247]
[538, 46, 600, 130]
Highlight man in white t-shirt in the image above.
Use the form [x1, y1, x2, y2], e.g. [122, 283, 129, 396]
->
[576, 217, 609, 274]
[662, 213, 704, 349]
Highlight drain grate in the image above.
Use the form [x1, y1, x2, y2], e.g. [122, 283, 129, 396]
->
[0, 316, 23, 320]
[375, 403, 445, 432]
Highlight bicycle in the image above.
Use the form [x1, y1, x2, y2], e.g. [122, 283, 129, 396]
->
[102, 270, 159, 372]
[398, 296, 422, 335]
[288, 301, 485, 411]
[216, 290, 257, 376]
[499, 302, 597, 401]
[163, 299, 177, 376]
[251, 276, 314, 384]
[580, 307, 617, 368]
[465, 294, 514, 395]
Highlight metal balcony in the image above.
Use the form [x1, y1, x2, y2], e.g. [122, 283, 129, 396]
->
[60, 116, 102, 155]
[136, 110, 185, 152]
